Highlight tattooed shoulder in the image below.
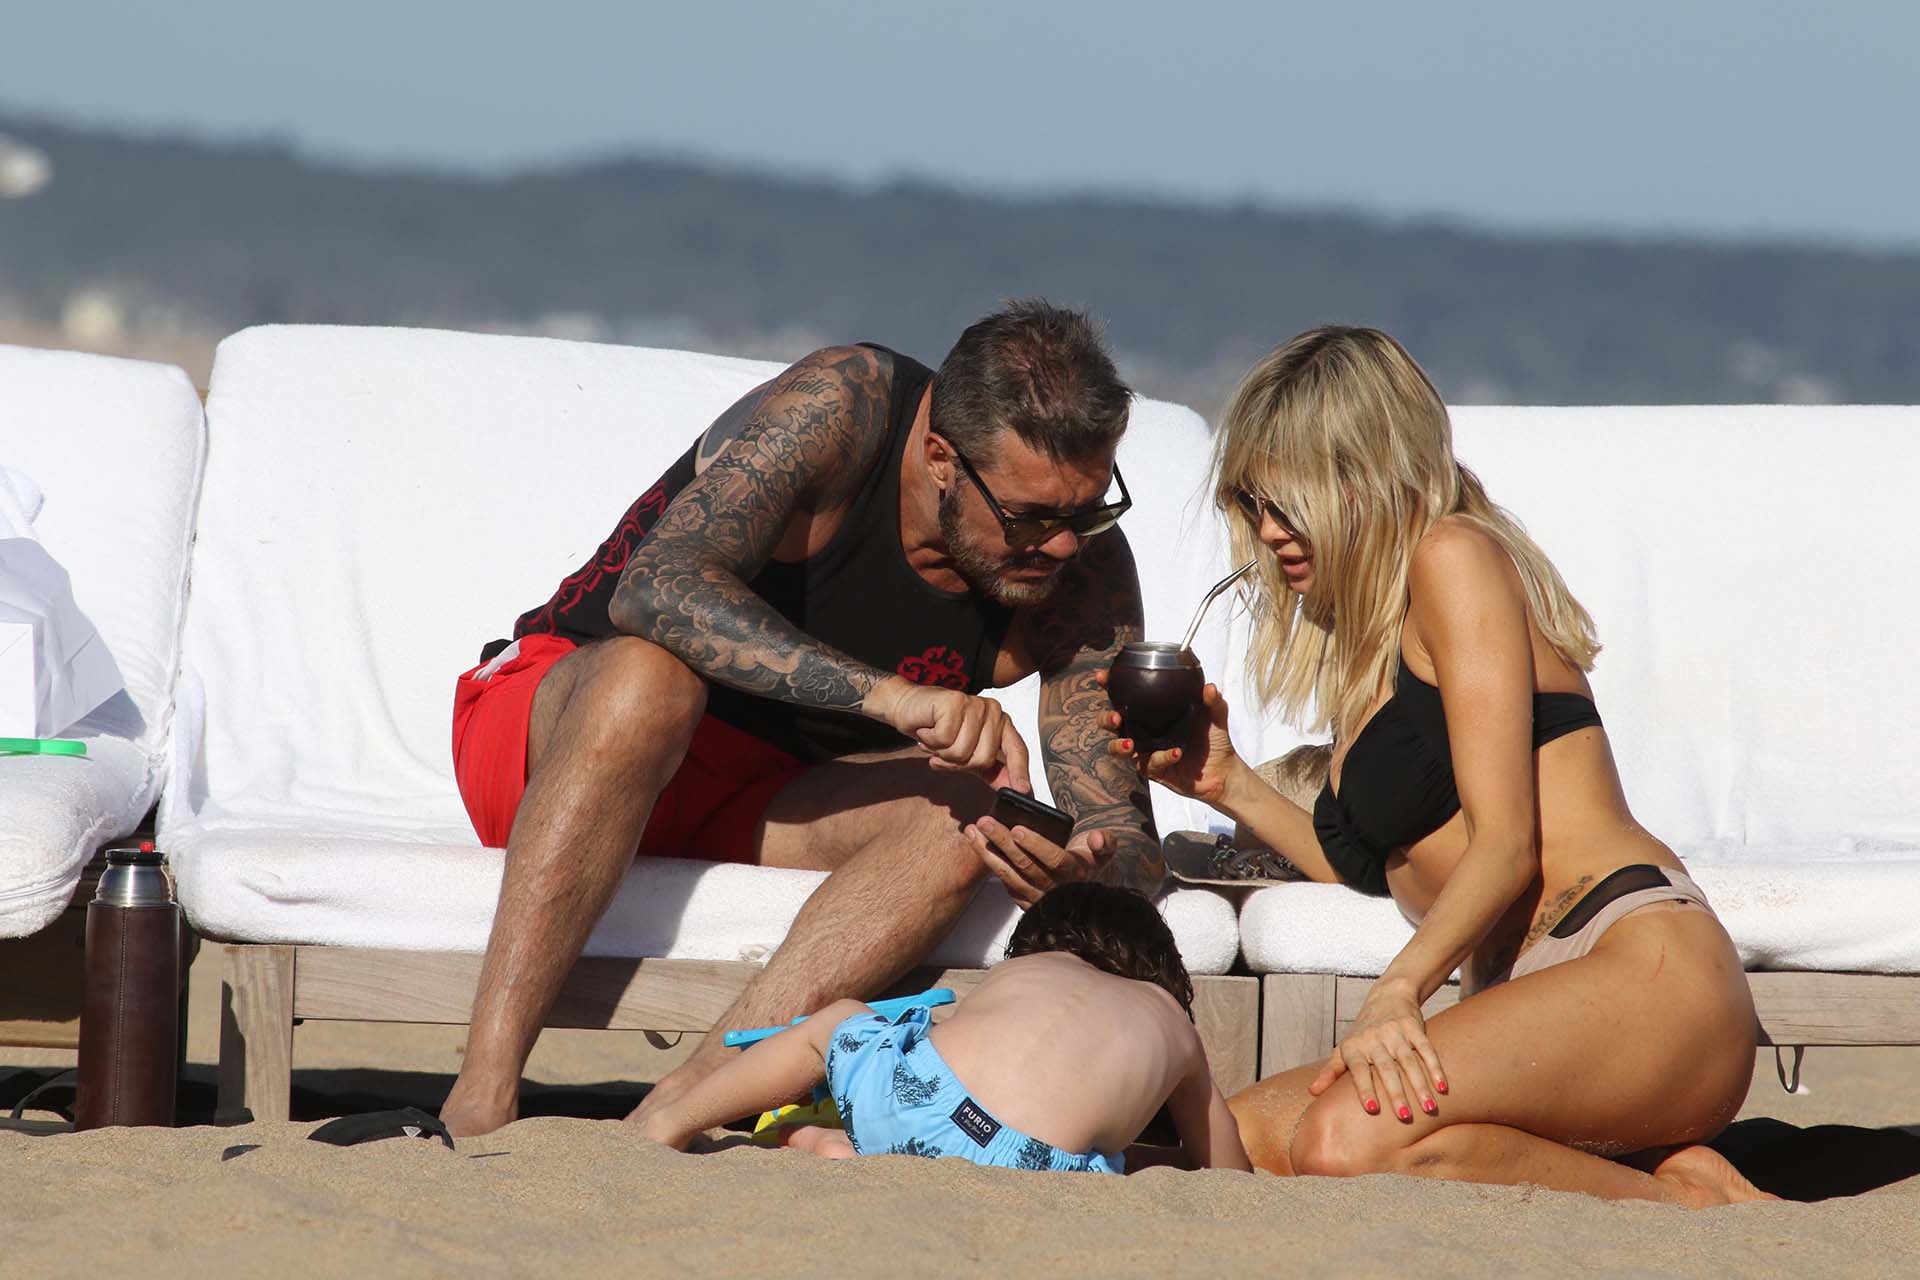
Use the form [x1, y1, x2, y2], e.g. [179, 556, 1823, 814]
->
[694, 379, 776, 473]
[762, 344, 894, 505]
[690, 344, 894, 492]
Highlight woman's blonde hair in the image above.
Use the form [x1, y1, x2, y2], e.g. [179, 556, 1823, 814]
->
[1213, 326, 1599, 736]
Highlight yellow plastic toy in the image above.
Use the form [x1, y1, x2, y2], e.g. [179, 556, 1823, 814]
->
[751, 1095, 842, 1146]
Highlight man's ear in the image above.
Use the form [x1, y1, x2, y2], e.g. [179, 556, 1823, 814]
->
[924, 430, 955, 490]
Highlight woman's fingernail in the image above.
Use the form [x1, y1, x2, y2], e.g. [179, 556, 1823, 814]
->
[1437, 1080, 1449, 1094]
[1396, 1105, 1412, 1121]
[1363, 1098, 1379, 1115]
[1422, 1099, 1437, 1114]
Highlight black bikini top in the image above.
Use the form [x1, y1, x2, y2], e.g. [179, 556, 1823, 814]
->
[1313, 655, 1603, 896]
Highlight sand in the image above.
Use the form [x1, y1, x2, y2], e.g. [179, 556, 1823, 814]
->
[5, 949, 1917, 1278]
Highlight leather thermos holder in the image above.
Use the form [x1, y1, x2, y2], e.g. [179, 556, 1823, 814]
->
[75, 845, 182, 1129]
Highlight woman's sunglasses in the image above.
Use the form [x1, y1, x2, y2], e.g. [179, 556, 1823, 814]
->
[948, 444, 1132, 551]
[1231, 488, 1301, 536]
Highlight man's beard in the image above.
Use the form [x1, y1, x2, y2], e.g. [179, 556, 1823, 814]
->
[938, 486, 1062, 608]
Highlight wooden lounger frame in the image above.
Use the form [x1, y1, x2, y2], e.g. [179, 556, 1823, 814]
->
[215, 942, 1918, 1122]
[216, 944, 1260, 1122]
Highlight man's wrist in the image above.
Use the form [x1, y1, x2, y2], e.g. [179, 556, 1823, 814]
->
[860, 674, 911, 724]
[1099, 827, 1166, 892]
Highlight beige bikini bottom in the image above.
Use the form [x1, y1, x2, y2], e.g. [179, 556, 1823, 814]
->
[1479, 864, 1715, 993]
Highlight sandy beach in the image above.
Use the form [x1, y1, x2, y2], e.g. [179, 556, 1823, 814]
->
[5, 950, 1917, 1278]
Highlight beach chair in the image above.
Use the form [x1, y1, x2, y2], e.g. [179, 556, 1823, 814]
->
[0, 345, 205, 1050]
[1234, 407, 1920, 1077]
[160, 326, 1257, 1121]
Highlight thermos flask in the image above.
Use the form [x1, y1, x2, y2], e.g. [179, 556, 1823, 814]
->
[74, 841, 182, 1129]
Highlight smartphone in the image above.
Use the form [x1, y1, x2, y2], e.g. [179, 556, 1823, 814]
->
[989, 787, 1074, 847]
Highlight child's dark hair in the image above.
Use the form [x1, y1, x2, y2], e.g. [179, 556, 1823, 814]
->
[1005, 883, 1194, 1017]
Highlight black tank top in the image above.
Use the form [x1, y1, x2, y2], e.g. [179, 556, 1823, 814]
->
[504, 345, 1014, 763]
[1314, 653, 1603, 896]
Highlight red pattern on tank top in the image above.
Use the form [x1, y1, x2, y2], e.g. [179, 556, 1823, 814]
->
[517, 479, 671, 637]
[897, 646, 968, 690]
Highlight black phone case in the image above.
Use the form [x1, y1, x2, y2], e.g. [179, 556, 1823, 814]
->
[991, 788, 1074, 845]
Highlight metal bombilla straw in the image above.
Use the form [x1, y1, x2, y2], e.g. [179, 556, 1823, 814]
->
[1178, 559, 1257, 652]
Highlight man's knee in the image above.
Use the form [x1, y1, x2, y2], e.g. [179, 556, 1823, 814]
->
[545, 637, 706, 754]
[905, 774, 996, 890]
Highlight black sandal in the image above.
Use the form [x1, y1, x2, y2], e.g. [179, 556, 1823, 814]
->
[1, 1068, 78, 1135]
[307, 1106, 456, 1149]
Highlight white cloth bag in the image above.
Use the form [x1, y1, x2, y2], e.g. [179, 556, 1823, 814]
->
[0, 464, 125, 737]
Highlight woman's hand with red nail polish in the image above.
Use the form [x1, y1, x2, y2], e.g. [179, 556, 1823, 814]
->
[1103, 682, 1242, 809]
[1316, 979, 1446, 1121]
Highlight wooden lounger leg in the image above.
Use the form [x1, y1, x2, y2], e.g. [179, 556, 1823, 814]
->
[1191, 975, 1260, 1096]
[1259, 973, 1337, 1078]
[218, 944, 295, 1123]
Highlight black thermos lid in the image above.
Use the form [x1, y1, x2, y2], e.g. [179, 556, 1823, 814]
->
[106, 840, 164, 867]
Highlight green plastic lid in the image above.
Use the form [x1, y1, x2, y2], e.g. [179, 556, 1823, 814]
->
[0, 737, 88, 756]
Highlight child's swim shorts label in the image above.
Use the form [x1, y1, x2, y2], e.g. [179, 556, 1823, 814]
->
[950, 1098, 1001, 1147]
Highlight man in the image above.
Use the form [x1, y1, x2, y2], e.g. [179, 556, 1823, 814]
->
[442, 300, 1161, 1137]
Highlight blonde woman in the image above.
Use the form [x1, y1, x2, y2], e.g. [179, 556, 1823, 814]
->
[1104, 327, 1769, 1205]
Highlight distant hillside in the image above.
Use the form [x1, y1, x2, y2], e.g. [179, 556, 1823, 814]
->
[2, 112, 1917, 412]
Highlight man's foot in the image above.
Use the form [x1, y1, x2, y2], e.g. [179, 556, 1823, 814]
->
[1651, 1144, 1780, 1207]
[784, 1125, 856, 1159]
[439, 1075, 519, 1138]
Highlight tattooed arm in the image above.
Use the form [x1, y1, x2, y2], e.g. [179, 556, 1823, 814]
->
[609, 345, 1032, 784]
[1031, 529, 1164, 893]
[609, 345, 894, 709]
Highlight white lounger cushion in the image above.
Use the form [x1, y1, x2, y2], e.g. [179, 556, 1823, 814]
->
[0, 345, 204, 936]
[174, 834, 1242, 974]
[1237, 406, 1920, 976]
[164, 325, 1245, 971]
[1241, 852, 1920, 977]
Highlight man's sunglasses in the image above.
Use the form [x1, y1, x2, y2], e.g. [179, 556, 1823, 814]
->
[1231, 488, 1302, 536]
[947, 442, 1132, 551]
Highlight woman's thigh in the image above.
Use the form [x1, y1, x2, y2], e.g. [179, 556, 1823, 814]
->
[1227, 1063, 1322, 1173]
[1263, 905, 1756, 1173]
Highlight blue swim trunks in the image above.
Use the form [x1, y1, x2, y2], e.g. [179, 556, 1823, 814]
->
[823, 1005, 1124, 1174]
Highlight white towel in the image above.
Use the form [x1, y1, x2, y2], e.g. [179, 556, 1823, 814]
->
[177, 832, 1243, 975]
[1451, 405, 1920, 853]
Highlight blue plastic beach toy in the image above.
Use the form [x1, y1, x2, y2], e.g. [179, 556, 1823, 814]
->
[722, 987, 957, 1048]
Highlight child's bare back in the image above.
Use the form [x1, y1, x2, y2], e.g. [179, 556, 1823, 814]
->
[928, 952, 1205, 1157]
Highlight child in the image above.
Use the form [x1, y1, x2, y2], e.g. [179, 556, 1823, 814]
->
[637, 882, 1251, 1173]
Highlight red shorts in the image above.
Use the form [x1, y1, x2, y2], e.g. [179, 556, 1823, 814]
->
[451, 633, 806, 861]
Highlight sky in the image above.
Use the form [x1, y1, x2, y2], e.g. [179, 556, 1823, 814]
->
[4, 0, 1918, 247]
